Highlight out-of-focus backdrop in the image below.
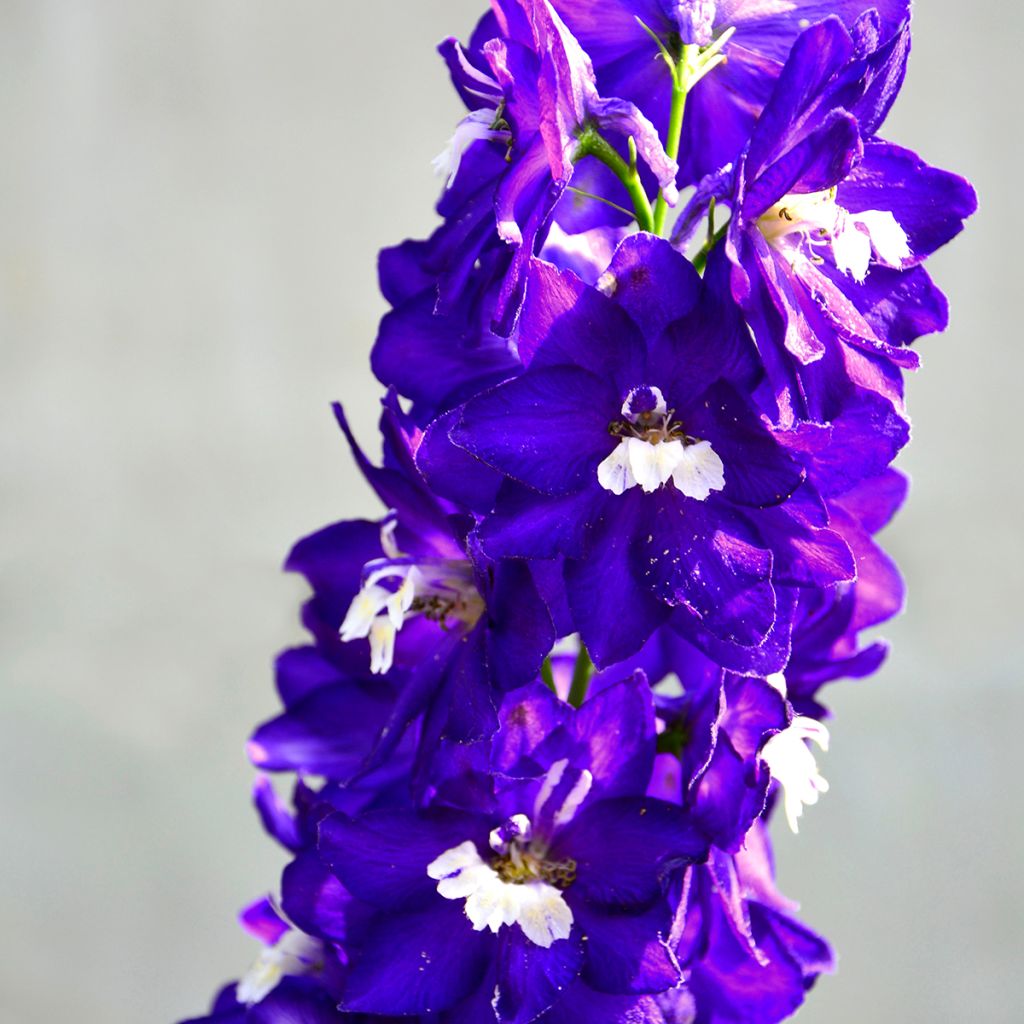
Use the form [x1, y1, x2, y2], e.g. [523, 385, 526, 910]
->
[0, 2, 1019, 1021]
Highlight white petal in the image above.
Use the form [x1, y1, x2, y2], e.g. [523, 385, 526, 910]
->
[832, 215, 872, 282]
[856, 209, 912, 268]
[795, 717, 830, 753]
[433, 108, 503, 188]
[368, 617, 396, 674]
[428, 839, 484, 880]
[670, 440, 725, 500]
[551, 769, 593, 829]
[427, 839, 573, 948]
[628, 437, 683, 493]
[597, 441, 636, 495]
[380, 517, 402, 559]
[515, 883, 574, 948]
[339, 583, 392, 641]
[533, 760, 568, 822]
[762, 717, 831, 834]
[236, 932, 321, 1006]
[437, 862, 495, 901]
[465, 876, 522, 933]
[385, 569, 420, 629]
[236, 958, 282, 1006]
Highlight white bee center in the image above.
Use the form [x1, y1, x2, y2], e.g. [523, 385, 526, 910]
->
[340, 520, 484, 675]
[235, 930, 323, 1006]
[597, 386, 725, 499]
[758, 187, 910, 282]
[427, 761, 591, 948]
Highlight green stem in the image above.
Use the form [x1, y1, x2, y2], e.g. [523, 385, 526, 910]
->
[566, 186, 635, 220]
[574, 128, 654, 233]
[692, 219, 729, 275]
[652, 46, 695, 237]
[567, 646, 594, 709]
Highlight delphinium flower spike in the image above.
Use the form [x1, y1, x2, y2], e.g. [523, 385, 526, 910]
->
[181, 3, 974, 1022]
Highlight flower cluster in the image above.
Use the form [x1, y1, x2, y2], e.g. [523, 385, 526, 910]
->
[182, 3, 973, 1022]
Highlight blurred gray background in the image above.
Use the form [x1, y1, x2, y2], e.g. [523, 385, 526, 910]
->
[0, 1, 1019, 1021]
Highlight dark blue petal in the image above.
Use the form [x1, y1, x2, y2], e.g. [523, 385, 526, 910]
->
[341, 900, 492, 1016]
[553, 797, 707, 907]
[453, 366, 617, 496]
[318, 808, 487, 910]
[642, 492, 776, 649]
[566, 493, 672, 666]
[248, 681, 395, 781]
[573, 898, 681, 995]
[478, 481, 602, 560]
[494, 928, 584, 1024]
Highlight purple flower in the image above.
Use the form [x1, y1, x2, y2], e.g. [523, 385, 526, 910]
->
[671, 825, 835, 1022]
[178, 890, 347, 1024]
[315, 675, 709, 1021]
[779, 468, 907, 719]
[446, 235, 855, 667]
[178, 1, 978, 1021]
[650, 669, 789, 850]
[178, 978, 346, 1024]
[390, 0, 679, 336]
[374, 249, 521, 424]
[550, 0, 911, 188]
[250, 399, 553, 785]
[677, 17, 976, 485]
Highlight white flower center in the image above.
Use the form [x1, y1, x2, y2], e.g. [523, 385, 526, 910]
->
[761, 717, 830, 834]
[235, 930, 323, 1006]
[597, 386, 725, 499]
[432, 107, 511, 188]
[339, 518, 484, 675]
[426, 760, 592, 948]
[757, 187, 911, 283]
